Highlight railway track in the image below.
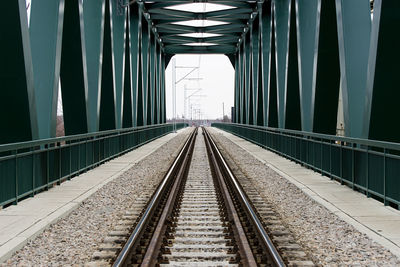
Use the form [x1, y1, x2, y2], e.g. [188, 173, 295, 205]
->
[88, 127, 314, 266]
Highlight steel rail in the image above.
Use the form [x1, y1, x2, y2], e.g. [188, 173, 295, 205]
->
[203, 127, 286, 267]
[141, 128, 197, 266]
[203, 128, 257, 267]
[112, 128, 197, 267]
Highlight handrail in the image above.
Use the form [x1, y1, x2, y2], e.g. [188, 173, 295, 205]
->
[0, 123, 185, 153]
[213, 122, 400, 151]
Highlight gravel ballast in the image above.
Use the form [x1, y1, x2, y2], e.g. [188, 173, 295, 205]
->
[210, 128, 400, 266]
[3, 129, 191, 266]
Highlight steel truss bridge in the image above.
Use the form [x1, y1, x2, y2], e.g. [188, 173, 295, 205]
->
[1, 0, 400, 208]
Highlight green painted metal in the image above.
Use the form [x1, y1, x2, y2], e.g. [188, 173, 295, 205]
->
[274, 0, 290, 129]
[285, 0, 301, 131]
[0, 0, 38, 144]
[0, 123, 188, 207]
[60, 0, 89, 136]
[148, 32, 156, 125]
[30, 0, 64, 139]
[268, 10, 278, 128]
[123, 11, 133, 128]
[129, 5, 140, 127]
[296, 0, 319, 132]
[261, 1, 272, 127]
[336, 0, 371, 139]
[213, 123, 400, 209]
[141, 16, 149, 126]
[313, 0, 340, 135]
[111, 0, 127, 129]
[99, 0, 117, 131]
[244, 32, 251, 124]
[83, 0, 105, 133]
[365, 0, 400, 143]
[251, 17, 259, 125]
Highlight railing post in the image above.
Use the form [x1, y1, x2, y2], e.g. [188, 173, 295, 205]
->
[14, 150, 18, 205]
[383, 148, 387, 206]
[366, 145, 370, 197]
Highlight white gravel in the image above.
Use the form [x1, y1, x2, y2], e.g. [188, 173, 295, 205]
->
[2, 129, 191, 266]
[210, 128, 400, 266]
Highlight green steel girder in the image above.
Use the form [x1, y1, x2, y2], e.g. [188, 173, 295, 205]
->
[274, 0, 290, 129]
[129, 4, 140, 127]
[0, 0, 38, 144]
[285, 0, 301, 131]
[30, 0, 64, 139]
[261, 0, 272, 127]
[141, 16, 150, 126]
[123, 11, 133, 128]
[296, 0, 319, 132]
[60, 0, 89, 136]
[244, 31, 251, 125]
[161, 35, 239, 45]
[336, 0, 371, 139]
[313, 0, 340, 135]
[268, 8, 278, 128]
[111, 0, 127, 130]
[164, 45, 236, 54]
[83, 0, 105, 133]
[146, 1, 254, 10]
[365, 0, 400, 143]
[99, 0, 117, 131]
[250, 17, 258, 125]
[148, 32, 156, 125]
[256, 3, 264, 126]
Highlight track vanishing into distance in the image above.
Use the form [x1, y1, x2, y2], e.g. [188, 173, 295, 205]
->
[88, 127, 314, 267]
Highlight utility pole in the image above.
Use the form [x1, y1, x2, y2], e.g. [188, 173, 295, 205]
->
[172, 58, 177, 132]
[222, 102, 225, 121]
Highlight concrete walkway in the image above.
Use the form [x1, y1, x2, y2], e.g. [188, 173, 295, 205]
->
[0, 130, 184, 263]
[213, 127, 400, 258]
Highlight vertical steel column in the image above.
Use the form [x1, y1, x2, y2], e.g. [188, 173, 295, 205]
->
[161, 53, 167, 123]
[0, 0, 38, 144]
[268, 4, 278, 128]
[244, 32, 251, 124]
[336, 0, 371, 139]
[239, 45, 245, 124]
[261, 1, 272, 127]
[251, 16, 260, 125]
[30, 0, 64, 139]
[123, 9, 133, 128]
[83, 0, 105, 133]
[313, 0, 340, 135]
[111, 0, 127, 129]
[60, 0, 89, 135]
[155, 43, 161, 124]
[129, 5, 140, 127]
[234, 52, 240, 123]
[274, 0, 290, 129]
[285, 0, 301, 130]
[335, 0, 371, 139]
[296, 0, 319, 132]
[141, 17, 150, 126]
[365, 0, 400, 143]
[99, 0, 117, 131]
[148, 31, 156, 125]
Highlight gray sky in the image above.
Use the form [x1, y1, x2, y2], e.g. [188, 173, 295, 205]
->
[165, 55, 234, 120]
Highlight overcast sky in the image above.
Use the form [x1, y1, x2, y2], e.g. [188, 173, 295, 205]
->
[165, 55, 234, 120]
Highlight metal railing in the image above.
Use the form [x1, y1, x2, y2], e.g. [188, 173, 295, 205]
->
[212, 123, 400, 209]
[0, 123, 187, 207]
